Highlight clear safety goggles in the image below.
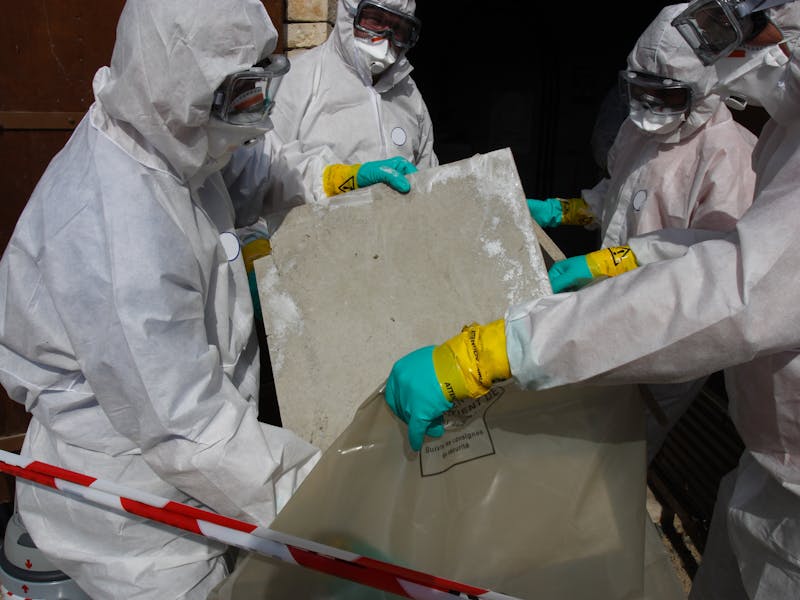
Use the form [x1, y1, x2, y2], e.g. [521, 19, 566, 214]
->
[671, 0, 775, 65]
[619, 70, 693, 115]
[211, 54, 290, 126]
[353, 0, 421, 49]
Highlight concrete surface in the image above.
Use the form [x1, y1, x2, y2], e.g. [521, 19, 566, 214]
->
[255, 148, 550, 451]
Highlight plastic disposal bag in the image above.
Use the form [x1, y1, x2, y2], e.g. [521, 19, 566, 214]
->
[212, 381, 646, 599]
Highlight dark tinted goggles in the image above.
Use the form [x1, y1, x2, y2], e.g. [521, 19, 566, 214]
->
[619, 70, 693, 115]
[354, 0, 421, 49]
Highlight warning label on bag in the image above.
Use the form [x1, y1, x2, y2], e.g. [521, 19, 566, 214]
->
[419, 387, 504, 476]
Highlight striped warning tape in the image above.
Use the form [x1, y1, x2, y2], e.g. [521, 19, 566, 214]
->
[0, 449, 522, 599]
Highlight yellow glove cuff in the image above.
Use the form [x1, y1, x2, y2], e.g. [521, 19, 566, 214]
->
[432, 319, 511, 402]
[323, 164, 361, 197]
[242, 238, 271, 273]
[585, 245, 638, 278]
[559, 198, 596, 226]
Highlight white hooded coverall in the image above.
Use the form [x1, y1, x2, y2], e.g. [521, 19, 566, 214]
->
[262, 0, 438, 232]
[506, 4, 800, 598]
[0, 1, 320, 598]
[582, 4, 758, 462]
[584, 4, 757, 251]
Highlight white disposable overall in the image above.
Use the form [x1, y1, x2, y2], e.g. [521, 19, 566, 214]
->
[0, 1, 320, 598]
[582, 4, 759, 461]
[506, 5, 800, 596]
[583, 4, 757, 251]
[262, 0, 438, 233]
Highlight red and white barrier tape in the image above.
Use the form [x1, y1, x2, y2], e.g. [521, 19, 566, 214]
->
[0, 449, 521, 599]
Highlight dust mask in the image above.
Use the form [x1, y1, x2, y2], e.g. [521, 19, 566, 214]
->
[355, 38, 398, 76]
[629, 105, 685, 136]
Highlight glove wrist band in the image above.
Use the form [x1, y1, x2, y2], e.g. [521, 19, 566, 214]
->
[432, 319, 511, 402]
[560, 197, 596, 227]
[586, 245, 638, 278]
[323, 164, 361, 196]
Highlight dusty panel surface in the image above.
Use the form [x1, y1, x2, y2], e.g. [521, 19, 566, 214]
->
[255, 148, 550, 450]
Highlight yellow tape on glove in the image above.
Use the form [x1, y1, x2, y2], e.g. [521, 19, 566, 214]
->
[242, 238, 272, 273]
[323, 164, 361, 197]
[585, 245, 638, 278]
[432, 319, 511, 402]
[559, 197, 596, 226]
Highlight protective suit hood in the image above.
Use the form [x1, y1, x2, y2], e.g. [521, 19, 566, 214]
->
[92, 0, 279, 182]
[335, 0, 416, 90]
[628, 3, 721, 143]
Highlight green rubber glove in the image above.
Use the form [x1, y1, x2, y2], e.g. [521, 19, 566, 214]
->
[548, 255, 594, 293]
[357, 157, 417, 192]
[548, 245, 638, 293]
[385, 320, 510, 451]
[322, 157, 418, 196]
[384, 346, 450, 452]
[526, 198, 564, 228]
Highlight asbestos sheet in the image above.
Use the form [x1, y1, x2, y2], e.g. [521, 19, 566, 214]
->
[255, 148, 551, 451]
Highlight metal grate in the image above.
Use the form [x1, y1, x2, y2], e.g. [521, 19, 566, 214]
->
[647, 371, 745, 576]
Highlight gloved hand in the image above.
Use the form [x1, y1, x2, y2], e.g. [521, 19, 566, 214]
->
[548, 245, 638, 293]
[526, 197, 596, 228]
[241, 234, 272, 322]
[385, 320, 511, 451]
[323, 157, 418, 196]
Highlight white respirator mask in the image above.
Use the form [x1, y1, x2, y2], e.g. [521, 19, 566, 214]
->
[355, 38, 398, 75]
[713, 43, 790, 110]
[629, 104, 686, 135]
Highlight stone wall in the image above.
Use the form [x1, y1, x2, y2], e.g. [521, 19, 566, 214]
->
[284, 0, 336, 53]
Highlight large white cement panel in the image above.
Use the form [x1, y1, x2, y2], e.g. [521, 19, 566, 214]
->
[255, 148, 550, 451]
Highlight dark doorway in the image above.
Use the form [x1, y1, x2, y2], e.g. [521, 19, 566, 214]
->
[408, 3, 668, 256]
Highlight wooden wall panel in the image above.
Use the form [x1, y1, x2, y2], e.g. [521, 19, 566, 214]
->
[0, 0, 287, 444]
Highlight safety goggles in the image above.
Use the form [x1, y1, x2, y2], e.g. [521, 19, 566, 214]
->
[619, 70, 693, 115]
[211, 54, 290, 126]
[671, 0, 776, 65]
[353, 0, 421, 49]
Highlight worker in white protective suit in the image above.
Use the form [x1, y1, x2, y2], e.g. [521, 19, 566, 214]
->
[262, 0, 438, 234]
[383, 1, 800, 598]
[0, 1, 366, 597]
[532, 4, 759, 462]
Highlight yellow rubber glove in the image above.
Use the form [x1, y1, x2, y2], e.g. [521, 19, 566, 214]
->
[433, 319, 511, 402]
[242, 238, 271, 274]
[559, 197, 596, 227]
[585, 245, 638, 278]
